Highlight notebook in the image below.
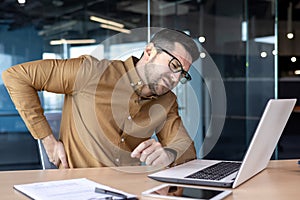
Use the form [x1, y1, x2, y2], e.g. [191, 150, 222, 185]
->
[148, 99, 296, 188]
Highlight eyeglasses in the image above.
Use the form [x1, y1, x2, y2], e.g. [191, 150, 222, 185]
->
[156, 46, 192, 84]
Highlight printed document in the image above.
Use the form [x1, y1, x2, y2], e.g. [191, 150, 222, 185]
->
[14, 178, 136, 200]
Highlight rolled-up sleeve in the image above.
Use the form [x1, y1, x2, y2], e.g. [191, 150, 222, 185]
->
[2, 56, 85, 139]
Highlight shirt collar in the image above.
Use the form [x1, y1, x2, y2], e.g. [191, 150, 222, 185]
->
[123, 56, 158, 100]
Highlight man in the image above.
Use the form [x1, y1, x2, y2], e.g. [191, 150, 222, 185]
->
[2, 28, 199, 169]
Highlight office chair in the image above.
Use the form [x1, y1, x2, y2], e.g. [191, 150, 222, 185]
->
[38, 112, 61, 169]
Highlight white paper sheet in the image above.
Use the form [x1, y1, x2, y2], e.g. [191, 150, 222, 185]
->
[14, 178, 137, 200]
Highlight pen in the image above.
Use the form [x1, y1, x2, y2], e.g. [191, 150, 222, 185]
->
[94, 187, 138, 200]
[95, 187, 128, 199]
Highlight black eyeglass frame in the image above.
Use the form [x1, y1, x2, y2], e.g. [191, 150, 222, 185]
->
[155, 46, 192, 84]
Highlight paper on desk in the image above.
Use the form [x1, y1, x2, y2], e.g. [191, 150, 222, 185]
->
[13, 178, 136, 200]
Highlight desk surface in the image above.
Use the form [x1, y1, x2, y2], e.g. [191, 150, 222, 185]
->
[0, 159, 299, 200]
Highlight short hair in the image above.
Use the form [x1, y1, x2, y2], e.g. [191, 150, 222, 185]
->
[150, 29, 199, 63]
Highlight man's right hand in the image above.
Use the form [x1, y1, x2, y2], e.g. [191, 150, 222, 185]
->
[41, 134, 69, 168]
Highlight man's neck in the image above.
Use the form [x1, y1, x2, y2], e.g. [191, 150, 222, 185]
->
[135, 59, 151, 97]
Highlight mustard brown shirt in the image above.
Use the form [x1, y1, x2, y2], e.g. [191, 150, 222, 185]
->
[2, 55, 196, 168]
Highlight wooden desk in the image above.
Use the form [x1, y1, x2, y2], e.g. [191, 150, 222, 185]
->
[0, 159, 299, 199]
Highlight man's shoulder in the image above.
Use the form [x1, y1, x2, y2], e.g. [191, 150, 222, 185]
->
[79, 55, 110, 64]
[81, 55, 136, 71]
[79, 55, 124, 71]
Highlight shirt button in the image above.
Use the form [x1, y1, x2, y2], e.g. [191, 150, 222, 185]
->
[121, 138, 125, 142]
[127, 115, 132, 120]
[115, 158, 120, 163]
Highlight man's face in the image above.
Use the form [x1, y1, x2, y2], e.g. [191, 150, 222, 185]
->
[144, 43, 192, 96]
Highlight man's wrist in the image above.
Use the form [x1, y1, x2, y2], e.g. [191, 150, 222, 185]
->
[41, 134, 57, 146]
[164, 148, 177, 165]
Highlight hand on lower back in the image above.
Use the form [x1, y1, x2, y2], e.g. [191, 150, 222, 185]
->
[41, 134, 69, 168]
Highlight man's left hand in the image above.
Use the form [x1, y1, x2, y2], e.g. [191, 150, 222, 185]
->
[130, 138, 176, 167]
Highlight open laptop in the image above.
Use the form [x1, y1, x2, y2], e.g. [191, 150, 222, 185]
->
[149, 99, 296, 188]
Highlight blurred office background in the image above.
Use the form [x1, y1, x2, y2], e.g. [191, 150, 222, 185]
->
[0, 0, 299, 170]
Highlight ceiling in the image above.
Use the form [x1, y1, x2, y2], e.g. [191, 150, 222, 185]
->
[0, 0, 143, 38]
[1, 0, 300, 47]
[0, 0, 193, 37]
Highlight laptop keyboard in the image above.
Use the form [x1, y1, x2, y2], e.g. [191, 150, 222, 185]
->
[185, 161, 241, 180]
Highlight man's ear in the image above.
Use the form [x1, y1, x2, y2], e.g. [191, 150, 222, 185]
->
[143, 43, 156, 61]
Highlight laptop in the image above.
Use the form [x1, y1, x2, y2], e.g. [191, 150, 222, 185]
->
[148, 99, 296, 188]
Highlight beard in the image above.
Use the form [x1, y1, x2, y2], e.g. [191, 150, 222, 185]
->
[144, 62, 160, 96]
[145, 66, 173, 96]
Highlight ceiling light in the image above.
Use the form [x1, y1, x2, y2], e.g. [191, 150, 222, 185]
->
[254, 36, 275, 44]
[50, 39, 96, 45]
[260, 51, 267, 58]
[287, 32, 294, 39]
[291, 57, 297, 62]
[198, 36, 205, 43]
[18, 0, 26, 4]
[90, 16, 124, 28]
[100, 24, 131, 34]
[200, 52, 206, 58]
[241, 21, 247, 42]
[294, 70, 300, 75]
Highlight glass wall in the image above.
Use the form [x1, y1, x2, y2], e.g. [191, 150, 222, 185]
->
[148, 0, 277, 160]
[0, 26, 43, 170]
[0, 0, 298, 170]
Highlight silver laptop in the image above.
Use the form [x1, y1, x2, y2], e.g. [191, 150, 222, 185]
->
[149, 99, 296, 188]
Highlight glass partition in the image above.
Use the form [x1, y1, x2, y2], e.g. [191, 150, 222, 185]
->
[151, 0, 276, 160]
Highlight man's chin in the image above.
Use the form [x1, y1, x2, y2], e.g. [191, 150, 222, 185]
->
[155, 86, 170, 96]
